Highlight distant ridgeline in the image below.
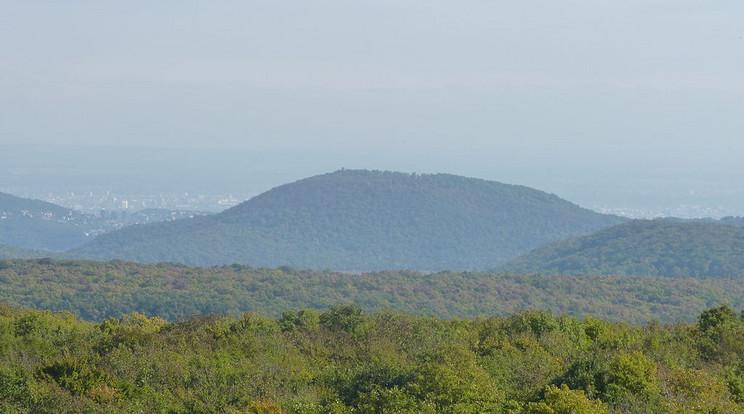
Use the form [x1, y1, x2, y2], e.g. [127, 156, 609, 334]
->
[501, 219, 744, 277]
[1, 258, 743, 324]
[0, 243, 68, 260]
[70, 170, 625, 270]
[0, 191, 93, 251]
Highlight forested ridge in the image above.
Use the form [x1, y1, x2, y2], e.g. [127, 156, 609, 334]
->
[0, 191, 74, 218]
[2, 303, 744, 412]
[2, 259, 743, 324]
[71, 170, 625, 270]
[0, 243, 69, 260]
[0, 192, 94, 251]
[501, 219, 744, 277]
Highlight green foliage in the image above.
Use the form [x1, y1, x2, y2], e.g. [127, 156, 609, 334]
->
[558, 356, 610, 399]
[279, 310, 320, 332]
[38, 358, 111, 397]
[356, 386, 436, 413]
[660, 368, 744, 413]
[727, 360, 744, 404]
[504, 310, 558, 337]
[0, 304, 743, 412]
[320, 305, 366, 334]
[697, 304, 744, 363]
[604, 351, 659, 405]
[525, 384, 609, 414]
[698, 304, 740, 341]
[481, 335, 563, 402]
[2, 259, 744, 325]
[410, 345, 505, 412]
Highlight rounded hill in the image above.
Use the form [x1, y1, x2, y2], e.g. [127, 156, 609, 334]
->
[71, 170, 625, 270]
[0, 192, 91, 251]
[500, 219, 744, 277]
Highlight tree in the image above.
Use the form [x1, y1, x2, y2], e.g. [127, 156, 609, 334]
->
[604, 351, 659, 409]
[525, 384, 609, 414]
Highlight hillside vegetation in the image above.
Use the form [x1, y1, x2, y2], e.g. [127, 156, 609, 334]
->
[2, 259, 743, 324]
[0, 243, 68, 259]
[0, 192, 94, 251]
[501, 219, 744, 277]
[71, 170, 625, 270]
[2, 303, 744, 412]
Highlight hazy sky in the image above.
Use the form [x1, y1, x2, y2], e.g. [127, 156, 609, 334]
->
[2, 1, 743, 215]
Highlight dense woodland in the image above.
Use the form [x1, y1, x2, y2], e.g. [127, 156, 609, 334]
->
[1, 259, 743, 324]
[501, 220, 744, 277]
[2, 303, 744, 413]
[4, 172, 744, 412]
[71, 170, 625, 270]
[9, 172, 744, 278]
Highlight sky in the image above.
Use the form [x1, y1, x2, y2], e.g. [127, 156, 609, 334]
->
[1, 1, 743, 216]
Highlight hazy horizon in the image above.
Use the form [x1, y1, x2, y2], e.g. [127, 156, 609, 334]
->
[2, 1, 742, 217]
[0, 142, 741, 219]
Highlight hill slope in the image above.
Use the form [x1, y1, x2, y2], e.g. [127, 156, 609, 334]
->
[1, 259, 741, 323]
[0, 192, 94, 250]
[71, 170, 626, 270]
[500, 219, 744, 277]
[0, 243, 68, 259]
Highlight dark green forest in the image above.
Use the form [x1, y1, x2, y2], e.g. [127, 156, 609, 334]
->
[2, 303, 744, 413]
[71, 170, 625, 270]
[1, 259, 743, 324]
[501, 219, 744, 277]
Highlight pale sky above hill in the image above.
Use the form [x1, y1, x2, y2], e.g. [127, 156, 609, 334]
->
[1, 1, 743, 216]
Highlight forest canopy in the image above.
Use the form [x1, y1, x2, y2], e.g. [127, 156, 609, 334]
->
[501, 219, 744, 277]
[1, 303, 744, 413]
[0, 259, 742, 324]
[70, 170, 625, 270]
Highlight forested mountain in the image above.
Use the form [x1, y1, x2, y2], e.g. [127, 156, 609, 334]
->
[721, 216, 744, 226]
[2, 259, 742, 324]
[0, 243, 68, 259]
[0, 191, 74, 217]
[501, 219, 744, 277]
[71, 170, 626, 270]
[0, 191, 95, 250]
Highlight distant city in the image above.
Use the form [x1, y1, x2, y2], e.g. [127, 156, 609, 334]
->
[24, 190, 743, 221]
[594, 205, 740, 220]
[2, 144, 743, 221]
[32, 191, 250, 215]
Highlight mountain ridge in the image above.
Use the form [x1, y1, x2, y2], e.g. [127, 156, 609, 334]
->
[500, 219, 744, 277]
[0, 191, 94, 251]
[71, 169, 626, 270]
[0, 243, 69, 259]
[0, 258, 742, 323]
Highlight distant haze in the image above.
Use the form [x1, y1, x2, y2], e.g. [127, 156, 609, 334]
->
[1, 1, 742, 217]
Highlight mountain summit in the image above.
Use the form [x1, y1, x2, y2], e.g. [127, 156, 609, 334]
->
[71, 170, 625, 270]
